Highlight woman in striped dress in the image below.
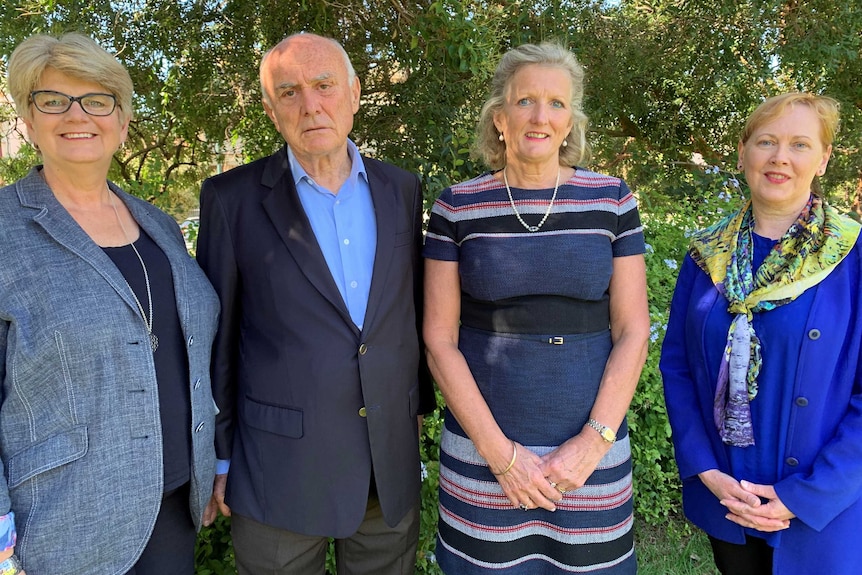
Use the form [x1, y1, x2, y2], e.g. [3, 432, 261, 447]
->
[423, 42, 649, 573]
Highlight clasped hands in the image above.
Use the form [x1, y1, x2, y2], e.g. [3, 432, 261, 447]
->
[698, 469, 794, 532]
[496, 433, 608, 512]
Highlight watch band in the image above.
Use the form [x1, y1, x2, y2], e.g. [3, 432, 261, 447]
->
[0, 555, 23, 575]
[586, 418, 616, 443]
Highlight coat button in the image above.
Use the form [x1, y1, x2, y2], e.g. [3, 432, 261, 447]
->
[785, 457, 799, 466]
[795, 397, 809, 407]
[195, 422, 205, 432]
[359, 343, 368, 355]
[807, 329, 821, 340]
[358, 407, 367, 417]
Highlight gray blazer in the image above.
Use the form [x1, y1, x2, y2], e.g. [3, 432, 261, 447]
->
[0, 168, 220, 574]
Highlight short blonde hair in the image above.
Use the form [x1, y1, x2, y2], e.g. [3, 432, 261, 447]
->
[741, 92, 839, 147]
[474, 42, 590, 170]
[7, 33, 134, 123]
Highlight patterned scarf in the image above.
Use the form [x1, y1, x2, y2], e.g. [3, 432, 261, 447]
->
[689, 195, 860, 447]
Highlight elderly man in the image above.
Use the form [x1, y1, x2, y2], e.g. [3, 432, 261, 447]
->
[197, 33, 433, 574]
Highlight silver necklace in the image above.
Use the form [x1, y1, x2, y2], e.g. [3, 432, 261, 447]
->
[504, 167, 560, 232]
[110, 192, 158, 352]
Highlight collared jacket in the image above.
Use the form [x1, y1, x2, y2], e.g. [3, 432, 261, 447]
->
[0, 168, 220, 574]
[660, 239, 862, 575]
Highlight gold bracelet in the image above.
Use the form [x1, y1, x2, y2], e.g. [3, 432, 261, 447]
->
[491, 440, 517, 475]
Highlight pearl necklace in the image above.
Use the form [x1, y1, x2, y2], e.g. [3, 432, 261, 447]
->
[110, 192, 159, 352]
[503, 167, 560, 232]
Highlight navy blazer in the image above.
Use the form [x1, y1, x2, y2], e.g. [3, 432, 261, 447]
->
[197, 146, 433, 537]
[0, 168, 220, 574]
[661, 241, 862, 575]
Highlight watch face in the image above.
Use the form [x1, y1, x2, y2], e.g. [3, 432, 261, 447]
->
[601, 428, 616, 442]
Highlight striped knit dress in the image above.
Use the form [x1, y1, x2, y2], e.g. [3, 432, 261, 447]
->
[423, 169, 644, 574]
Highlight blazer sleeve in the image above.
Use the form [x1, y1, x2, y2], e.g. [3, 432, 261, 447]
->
[196, 178, 240, 459]
[409, 174, 435, 415]
[660, 254, 722, 479]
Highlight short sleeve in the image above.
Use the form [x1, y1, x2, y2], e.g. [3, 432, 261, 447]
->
[611, 179, 645, 258]
[423, 186, 460, 262]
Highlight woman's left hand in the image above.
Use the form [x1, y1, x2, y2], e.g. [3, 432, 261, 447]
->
[720, 480, 795, 532]
[539, 431, 610, 493]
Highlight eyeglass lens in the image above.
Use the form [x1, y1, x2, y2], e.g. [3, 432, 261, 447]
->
[31, 91, 116, 116]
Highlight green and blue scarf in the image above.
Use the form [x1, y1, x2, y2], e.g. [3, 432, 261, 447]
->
[689, 195, 860, 447]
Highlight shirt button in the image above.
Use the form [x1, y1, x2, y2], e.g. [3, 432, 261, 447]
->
[795, 397, 809, 407]
[350, 280, 358, 289]
[359, 343, 368, 355]
[358, 407, 367, 417]
[343, 238, 350, 245]
[785, 457, 799, 466]
[808, 329, 821, 340]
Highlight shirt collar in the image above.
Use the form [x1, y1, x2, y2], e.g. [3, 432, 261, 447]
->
[286, 139, 368, 189]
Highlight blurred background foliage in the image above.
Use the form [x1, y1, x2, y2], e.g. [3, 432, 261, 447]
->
[1, 1, 859, 572]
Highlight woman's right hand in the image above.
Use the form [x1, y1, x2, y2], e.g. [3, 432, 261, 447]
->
[698, 469, 761, 508]
[495, 442, 563, 512]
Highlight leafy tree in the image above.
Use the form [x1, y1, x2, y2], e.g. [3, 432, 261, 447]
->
[2, 1, 860, 572]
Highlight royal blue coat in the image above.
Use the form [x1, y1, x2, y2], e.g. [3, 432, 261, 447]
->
[660, 238, 862, 575]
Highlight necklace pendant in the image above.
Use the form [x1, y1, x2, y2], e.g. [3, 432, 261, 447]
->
[150, 333, 159, 352]
[527, 225, 539, 232]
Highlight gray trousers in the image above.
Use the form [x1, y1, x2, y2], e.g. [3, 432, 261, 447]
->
[232, 495, 420, 575]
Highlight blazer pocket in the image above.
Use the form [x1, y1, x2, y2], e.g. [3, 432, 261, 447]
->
[241, 396, 303, 438]
[7, 425, 88, 489]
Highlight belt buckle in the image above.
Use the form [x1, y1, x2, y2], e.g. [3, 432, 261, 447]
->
[548, 336, 564, 345]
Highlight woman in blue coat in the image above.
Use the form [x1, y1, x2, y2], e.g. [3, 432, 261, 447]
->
[661, 92, 862, 575]
[0, 33, 219, 574]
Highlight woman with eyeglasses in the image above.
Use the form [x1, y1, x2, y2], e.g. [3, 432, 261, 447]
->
[0, 33, 219, 574]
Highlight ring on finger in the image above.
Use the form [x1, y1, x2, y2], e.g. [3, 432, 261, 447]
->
[519, 503, 528, 511]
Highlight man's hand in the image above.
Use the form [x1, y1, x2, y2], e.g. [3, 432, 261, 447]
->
[202, 473, 231, 526]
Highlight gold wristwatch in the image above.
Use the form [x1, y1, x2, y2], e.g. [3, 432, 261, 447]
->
[586, 418, 616, 444]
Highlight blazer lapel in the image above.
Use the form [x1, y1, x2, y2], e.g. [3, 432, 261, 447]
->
[259, 150, 354, 327]
[17, 170, 143, 318]
[362, 160, 398, 334]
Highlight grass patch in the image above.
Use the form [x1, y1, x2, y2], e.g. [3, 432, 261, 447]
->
[636, 515, 719, 575]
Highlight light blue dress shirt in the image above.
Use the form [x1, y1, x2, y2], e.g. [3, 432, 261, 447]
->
[288, 140, 377, 330]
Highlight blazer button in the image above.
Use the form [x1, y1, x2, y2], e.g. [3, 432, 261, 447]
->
[785, 457, 799, 466]
[358, 407, 367, 417]
[807, 329, 821, 340]
[358, 343, 368, 355]
[195, 422, 206, 432]
[795, 397, 809, 407]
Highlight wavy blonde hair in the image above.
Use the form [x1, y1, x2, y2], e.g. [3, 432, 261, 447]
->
[474, 42, 590, 170]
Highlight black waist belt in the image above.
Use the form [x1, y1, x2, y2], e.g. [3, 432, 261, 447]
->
[460, 294, 610, 335]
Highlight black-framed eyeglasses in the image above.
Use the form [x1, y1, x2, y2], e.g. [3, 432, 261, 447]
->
[29, 90, 118, 117]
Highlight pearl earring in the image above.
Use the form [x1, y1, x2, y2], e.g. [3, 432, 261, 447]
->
[562, 139, 568, 148]
[498, 133, 504, 142]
